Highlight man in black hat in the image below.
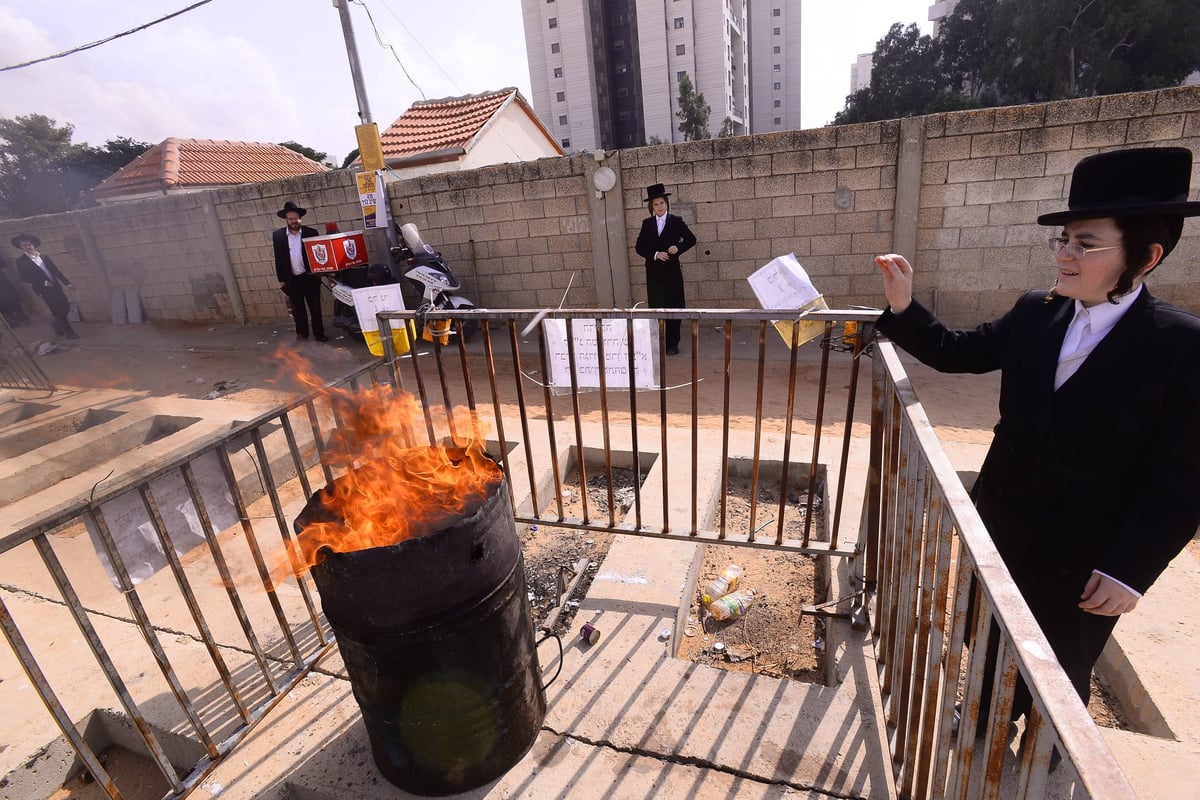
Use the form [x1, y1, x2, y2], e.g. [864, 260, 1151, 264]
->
[12, 233, 78, 339]
[874, 147, 1200, 723]
[273, 200, 326, 342]
[635, 183, 696, 355]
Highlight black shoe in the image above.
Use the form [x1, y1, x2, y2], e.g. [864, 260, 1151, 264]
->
[666, 346, 679, 356]
[315, 334, 329, 342]
[65, 331, 80, 340]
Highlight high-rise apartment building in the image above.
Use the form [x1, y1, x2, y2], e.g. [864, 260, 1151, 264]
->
[849, 53, 873, 94]
[522, 0, 756, 150]
[747, 0, 800, 134]
[927, 0, 959, 36]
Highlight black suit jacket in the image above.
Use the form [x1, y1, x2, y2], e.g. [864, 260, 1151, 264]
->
[878, 288, 1200, 594]
[273, 225, 319, 283]
[16, 253, 71, 297]
[634, 213, 696, 306]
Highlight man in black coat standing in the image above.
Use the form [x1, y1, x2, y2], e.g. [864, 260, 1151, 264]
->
[273, 200, 326, 342]
[12, 233, 77, 339]
[874, 147, 1200, 718]
[635, 183, 697, 355]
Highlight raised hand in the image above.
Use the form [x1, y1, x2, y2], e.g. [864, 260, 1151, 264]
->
[874, 253, 914, 314]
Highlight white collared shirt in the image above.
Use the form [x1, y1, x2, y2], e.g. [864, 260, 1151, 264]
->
[1054, 284, 1142, 390]
[655, 213, 666, 235]
[287, 229, 306, 275]
[28, 252, 54, 283]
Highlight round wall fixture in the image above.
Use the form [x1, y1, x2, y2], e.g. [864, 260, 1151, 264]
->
[592, 166, 617, 193]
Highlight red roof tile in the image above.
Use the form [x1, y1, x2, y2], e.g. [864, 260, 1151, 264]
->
[92, 138, 328, 198]
[378, 88, 560, 161]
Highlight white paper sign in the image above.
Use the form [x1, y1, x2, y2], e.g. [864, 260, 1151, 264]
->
[543, 319, 657, 391]
[85, 450, 239, 587]
[747, 253, 821, 309]
[351, 284, 406, 333]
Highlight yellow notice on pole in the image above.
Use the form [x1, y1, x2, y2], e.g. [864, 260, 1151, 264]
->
[355, 123, 386, 171]
[356, 171, 389, 229]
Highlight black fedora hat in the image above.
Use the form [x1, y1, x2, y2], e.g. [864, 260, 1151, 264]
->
[1037, 147, 1200, 226]
[11, 232, 40, 249]
[277, 201, 307, 219]
[644, 183, 671, 203]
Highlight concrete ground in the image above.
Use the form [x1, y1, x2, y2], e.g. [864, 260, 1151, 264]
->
[2, 315, 1198, 799]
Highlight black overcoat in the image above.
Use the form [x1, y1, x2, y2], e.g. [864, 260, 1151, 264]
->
[878, 288, 1200, 691]
[273, 225, 319, 284]
[634, 213, 696, 308]
[15, 253, 71, 317]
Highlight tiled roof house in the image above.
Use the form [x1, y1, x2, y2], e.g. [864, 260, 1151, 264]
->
[91, 139, 328, 204]
[374, 88, 563, 179]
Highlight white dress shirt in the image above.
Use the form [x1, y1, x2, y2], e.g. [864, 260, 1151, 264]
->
[287, 230, 306, 276]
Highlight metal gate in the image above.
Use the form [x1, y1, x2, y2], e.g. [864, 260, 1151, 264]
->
[0, 314, 55, 391]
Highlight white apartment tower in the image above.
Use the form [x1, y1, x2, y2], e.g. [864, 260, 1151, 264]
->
[928, 0, 960, 36]
[521, 0, 753, 149]
[747, 0, 801, 134]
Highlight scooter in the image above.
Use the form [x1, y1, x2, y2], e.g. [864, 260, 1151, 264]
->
[394, 222, 478, 343]
[325, 261, 398, 343]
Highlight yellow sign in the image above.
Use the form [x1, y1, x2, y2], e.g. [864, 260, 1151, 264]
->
[356, 171, 387, 229]
[355, 123, 386, 171]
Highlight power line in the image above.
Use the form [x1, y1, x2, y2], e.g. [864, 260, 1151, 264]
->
[0, 0, 215, 73]
[350, 0, 425, 100]
[371, 0, 461, 92]
[364, 0, 525, 159]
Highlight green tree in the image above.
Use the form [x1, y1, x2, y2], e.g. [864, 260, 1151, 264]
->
[717, 117, 737, 138]
[340, 148, 360, 169]
[989, 0, 1200, 102]
[836, 1, 1200, 123]
[279, 140, 330, 166]
[834, 24, 943, 124]
[0, 115, 152, 218]
[675, 74, 711, 141]
[61, 137, 152, 201]
[938, 0, 997, 100]
[0, 114, 77, 218]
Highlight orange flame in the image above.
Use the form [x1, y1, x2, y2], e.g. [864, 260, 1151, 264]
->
[275, 349, 502, 580]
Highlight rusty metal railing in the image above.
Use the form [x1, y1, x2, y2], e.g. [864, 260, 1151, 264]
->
[864, 340, 1137, 799]
[0, 360, 395, 799]
[0, 306, 1142, 798]
[0, 313, 55, 391]
[379, 307, 876, 559]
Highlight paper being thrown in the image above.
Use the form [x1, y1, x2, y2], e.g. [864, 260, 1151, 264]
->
[746, 253, 830, 348]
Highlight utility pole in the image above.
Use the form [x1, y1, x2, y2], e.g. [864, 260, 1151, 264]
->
[334, 0, 373, 124]
[333, 0, 394, 255]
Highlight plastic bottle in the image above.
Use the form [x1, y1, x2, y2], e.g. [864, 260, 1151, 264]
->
[699, 564, 742, 606]
[707, 588, 757, 621]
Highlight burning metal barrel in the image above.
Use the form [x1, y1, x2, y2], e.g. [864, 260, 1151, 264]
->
[295, 470, 545, 796]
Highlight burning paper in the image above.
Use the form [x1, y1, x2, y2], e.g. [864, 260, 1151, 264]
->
[747, 253, 830, 348]
[276, 354, 501, 579]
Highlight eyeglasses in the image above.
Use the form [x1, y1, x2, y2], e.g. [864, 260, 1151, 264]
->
[1047, 237, 1122, 260]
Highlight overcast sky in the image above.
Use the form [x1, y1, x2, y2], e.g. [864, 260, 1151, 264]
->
[0, 0, 933, 165]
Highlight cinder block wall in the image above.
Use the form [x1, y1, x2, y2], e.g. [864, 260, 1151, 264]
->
[2, 87, 1198, 328]
[388, 156, 595, 309]
[616, 125, 897, 309]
